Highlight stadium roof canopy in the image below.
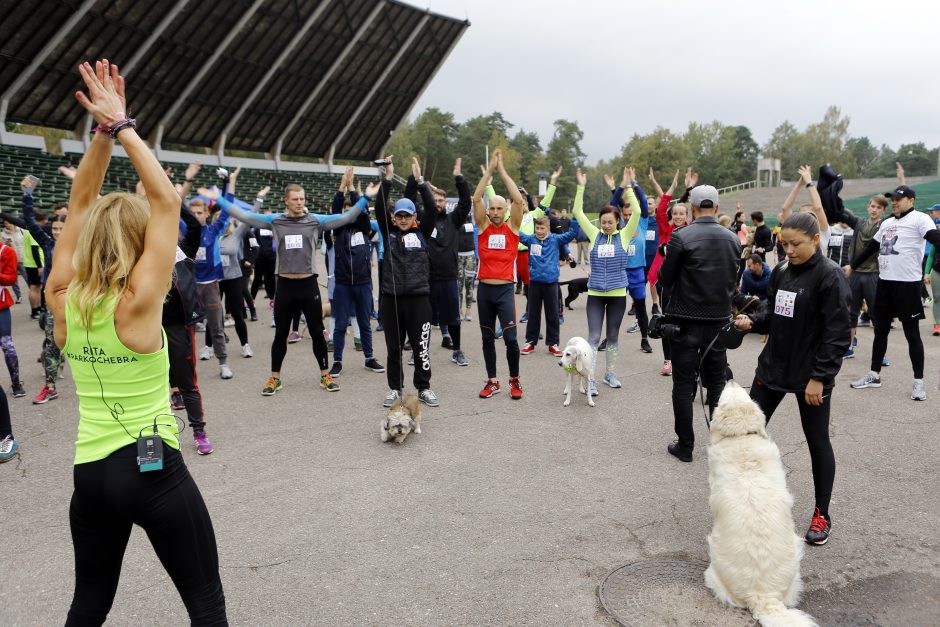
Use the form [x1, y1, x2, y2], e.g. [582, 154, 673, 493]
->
[0, 0, 468, 162]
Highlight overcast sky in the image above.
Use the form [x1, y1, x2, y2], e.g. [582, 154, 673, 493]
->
[412, 0, 940, 164]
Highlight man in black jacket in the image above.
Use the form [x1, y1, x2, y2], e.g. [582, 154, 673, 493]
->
[408, 157, 472, 367]
[658, 184, 741, 462]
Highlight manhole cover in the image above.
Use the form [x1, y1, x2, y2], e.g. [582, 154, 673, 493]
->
[598, 559, 755, 626]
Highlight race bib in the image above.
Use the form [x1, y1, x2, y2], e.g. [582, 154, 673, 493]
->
[597, 244, 615, 258]
[627, 244, 636, 257]
[463, 223, 474, 232]
[829, 235, 843, 248]
[284, 234, 303, 250]
[350, 232, 365, 247]
[431, 228, 438, 239]
[221, 255, 231, 267]
[646, 230, 656, 240]
[488, 234, 506, 250]
[774, 290, 797, 318]
[248, 237, 258, 247]
[530, 244, 543, 257]
[175, 247, 187, 264]
[403, 233, 421, 249]
[259, 229, 273, 237]
[195, 247, 206, 262]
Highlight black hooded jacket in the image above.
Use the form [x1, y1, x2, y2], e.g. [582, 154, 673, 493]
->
[817, 165, 849, 225]
[404, 174, 472, 280]
[749, 249, 851, 392]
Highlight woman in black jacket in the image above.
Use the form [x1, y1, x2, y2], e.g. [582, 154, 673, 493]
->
[734, 211, 851, 547]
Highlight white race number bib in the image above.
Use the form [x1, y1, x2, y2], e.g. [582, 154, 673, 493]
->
[403, 233, 421, 249]
[195, 247, 206, 262]
[597, 244, 615, 258]
[530, 244, 542, 257]
[463, 223, 474, 232]
[284, 234, 303, 250]
[350, 232, 365, 247]
[488, 234, 506, 250]
[646, 230, 656, 240]
[774, 290, 797, 318]
[627, 244, 636, 257]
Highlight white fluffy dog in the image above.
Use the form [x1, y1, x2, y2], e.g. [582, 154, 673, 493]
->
[558, 337, 593, 407]
[704, 382, 817, 627]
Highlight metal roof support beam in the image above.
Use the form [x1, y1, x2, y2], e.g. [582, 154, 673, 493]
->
[379, 21, 468, 157]
[214, 0, 332, 156]
[0, 0, 99, 127]
[149, 0, 265, 150]
[270, 1, 385, 160]
[328, 13, 430, 160]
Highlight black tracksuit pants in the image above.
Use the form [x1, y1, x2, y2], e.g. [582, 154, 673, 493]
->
[380, 294, 432, 392]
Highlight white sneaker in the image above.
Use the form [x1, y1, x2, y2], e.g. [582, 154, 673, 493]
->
[850, 372, 881, 389]
[241, 344, 253, 358]
[195, 322, 206, 332]
[199, 346, 213, 361]
[383, 389, 400, 408]
[912, 379, 927, 401]
[270, 317, 276, 328]
[418, 388, 440, 407]
[220, 364, 234, 379]
[223, 317, 235, 328]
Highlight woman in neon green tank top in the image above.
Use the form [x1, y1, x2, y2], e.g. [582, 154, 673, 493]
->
[45, 60, 227, 625]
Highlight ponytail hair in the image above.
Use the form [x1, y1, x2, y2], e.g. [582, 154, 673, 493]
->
[781, 212, 820, 246]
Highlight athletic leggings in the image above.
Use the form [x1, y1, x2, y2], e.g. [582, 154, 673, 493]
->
[871, 315, 924, 378]
[272, 276, 328, 373]
[0, 385, 11, 440]
[477, 282, 519, 379]
[240, 269, 255, 316]
[634, 297, 650, 338]
[458, 254, 477, 311]
[67, 444, 226, 625]
[250, 255, 276, 300]
[0, 308, 20, 386]
[750, 378, 835, 517]
[586, 295, 627, 376]
[166, 323, 204, 432]
[218, 278, 248, 346]
[43, 307, 62, 387]
[931, 270, 940, 325]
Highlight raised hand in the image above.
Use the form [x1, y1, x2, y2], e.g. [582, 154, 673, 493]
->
[58, 165, 77, 180]
[604, 174, 616, 190]
[576, 168, 587, 186]
[257, 185, 271, 197]
[896, 161, 906, 184]
[21, 175, 39, 194]
[550, 166, 562, 185]
[667, 169, 680, 195]
[365, 181, 381, 198]
[494, 149, 505, 172]
[684, 167, 699, 188]
[75, 59, 126, 128]
[411, 156, 422, 180]
[381, 155, 394, 180]
[648, 167, 658, 186]
[488, 150, 500, 173]
[798, 165, 813, 185]
[184, 160, 201, 181]
[343, 165, 354, 190]
[356, 179, 362, 195]
[231, 166, 241, 180]
[621, 167, 632, 188]
[453, 157, 462, 177]
[196, 186, 220, 201]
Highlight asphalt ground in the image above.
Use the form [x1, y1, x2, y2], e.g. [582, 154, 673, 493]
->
[2, 264, 939, 625]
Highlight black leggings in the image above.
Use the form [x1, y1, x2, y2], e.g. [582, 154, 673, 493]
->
[219, 278, 248, 346]
[750, 378, 835, 517]
[67, 444, 226, 626]
[250, 255, 276, 300]
[871, 315, 924, 378]
[634, 297, 649, 338]
[0, 385, 11, 439]
[272, 276, 328, 373]
[477, 282, 519, 379]
[166, 323, 204, 431]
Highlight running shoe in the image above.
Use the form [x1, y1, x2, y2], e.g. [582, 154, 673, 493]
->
[882, 356, 891, 367]
[241, 344, 253, 358]
[287, 331, 301, 343]
[548, 345, 562, 357]
[651, 303, 661, 315]
[0, 435, 18, 463]
[852, 336, 858, 348]
[843, 347, 855, 359]
[199, 346, 213, 360]
[509, 377, 523, 400]
[451, 350, 469, 366]
[857, 314, 871, 327]
[850, 372, 881, 389]
[223, 317, 235, 328]
[383, 389, 400, 407]
[33, 385, 59, 404]
[520, 312, 528, 324]
[403, 340, 412, 351]
[520, 342, 536, 355]
[364, 358, 385, 372]
[660, 360, 672, 376]
[326, 339, 334, 351]
[169, 390, 184, 410]
[479, 380, 500, 398]
[10, 381, 26, 398]
[804, 507, 831, 545]
[934, 324, 940, 337]
[441, 336, 454, 350]
[320, 373, 340, 392]
[495, 326, 503, 340]
[911, 379, 927, 401]
[250, 312, 258, 322]
[195, 322, 207, 332]
[408, 354, 415, 366]
[627, 303, 636, 316]
[627, 321, 640, 333]
[193, 431, 214, 455]
[597, 339, 607, 352]
[354, 337, 363, 352]
[329, 362, 343, 377]
[464, 310, 472, 322]
[640, 339, 653, 353]
[220, 364, 234, 380]
[418, 388, 440, 407]
[588, 379, 599, 397]
[603, 372, 622, 388]
[667, 441, 693, 463]
[270, 318, 276, 328]
[375, 322, 384, 332]
[261, 376, 282, 396]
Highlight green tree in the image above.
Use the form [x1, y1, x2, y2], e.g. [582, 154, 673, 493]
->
[510, 129, 543, 191]
[846, 136, 879, 176]
[763, 121, 802, 175]
[895, 142, 935, 177]
[545, 119, 586, 207]
[410, 107, 458, 184]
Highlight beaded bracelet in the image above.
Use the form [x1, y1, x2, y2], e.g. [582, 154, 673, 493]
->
[91, 118, 137, 138]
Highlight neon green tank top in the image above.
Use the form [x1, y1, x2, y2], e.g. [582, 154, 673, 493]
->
[63, 294, 179, 464]
[21, 230, 44, 269]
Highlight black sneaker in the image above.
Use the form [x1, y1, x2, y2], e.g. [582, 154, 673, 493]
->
[10, 381, 26, 398]
[441, 336, 454, 350]
[250, 312, 258, 322]
[640, 339, 653, 353]
[667, 441, 692, 462]
[627, 303, 636, 316]
[805, 508, 831, 545]
[329, 362, 343, 377]
[364, 358, 385, 373]
[597, 339, 607, 352]
[403, 340, 412, 351]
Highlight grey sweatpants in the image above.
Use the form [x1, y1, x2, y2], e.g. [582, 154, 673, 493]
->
[196, 282, 227, 364]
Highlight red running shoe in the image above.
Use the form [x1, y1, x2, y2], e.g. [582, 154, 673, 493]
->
[479, 380, 500, 398]
[520, 343, 536, 355]
[805, 507, 831, 545]
[509, 377, 523, 400]
[547, 345, 562, 357]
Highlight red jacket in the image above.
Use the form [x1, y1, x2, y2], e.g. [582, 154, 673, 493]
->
[0, 244, 18, 310]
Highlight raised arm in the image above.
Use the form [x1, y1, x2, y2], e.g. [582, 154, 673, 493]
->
[452, 158, 472, 224]
[203, 191, 273, 230]
[496, 151, 525, 231]
[375, 158, 394, 242]
[473, 154, 497, 230]
[180, 160, 201, 200]
[896, 161, 906, 186]
[179, 203, 202, 259]
[319, 184, 376, 231]
[780, 177, 803, 223]
[648, 167, 665, 199]
[19, 181, 54, 250]
[538, 166, 562, 212]
[800, 165, 829, 233]
[620, 183, 642, 245]
[572, 168, 598, 243]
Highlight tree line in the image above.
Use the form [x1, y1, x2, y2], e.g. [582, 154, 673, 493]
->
[385, 105, 939, 211]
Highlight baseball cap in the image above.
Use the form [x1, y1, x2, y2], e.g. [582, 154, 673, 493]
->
[885, 185, 916, 200]
[393, 198, 416, 215]
[929, 204, 940, 212]
[689, 185, 719, 208]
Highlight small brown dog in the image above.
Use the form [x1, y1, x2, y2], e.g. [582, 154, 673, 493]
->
[381, 394, 422, 443]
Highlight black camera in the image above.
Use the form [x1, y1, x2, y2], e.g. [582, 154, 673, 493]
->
[648, 313, 682, 341]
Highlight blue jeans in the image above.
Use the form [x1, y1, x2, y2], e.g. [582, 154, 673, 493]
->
[332, 283, 374, 362]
